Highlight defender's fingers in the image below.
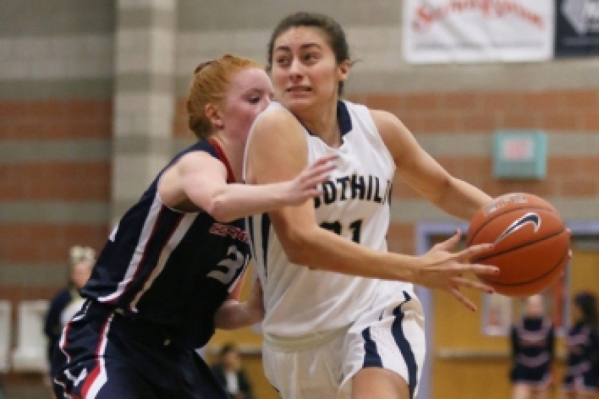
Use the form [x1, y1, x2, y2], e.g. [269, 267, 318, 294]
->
[311, 154, 338, 166]
[300, 162, 336, 182]
[305, 188, 324, 198]
[315, 154, 339, 163]
[302, 163, 335, 181]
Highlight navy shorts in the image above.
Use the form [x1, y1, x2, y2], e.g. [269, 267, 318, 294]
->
[510, 364, 552, 387]
[562, 368, 599, 393]
[51, 300, 227, 399]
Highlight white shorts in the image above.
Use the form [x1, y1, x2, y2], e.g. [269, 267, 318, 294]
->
[262, 287, 426, 399]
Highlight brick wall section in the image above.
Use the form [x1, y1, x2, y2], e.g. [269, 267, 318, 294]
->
[178, 89, 599, 257]
[350, 89, 599, 133]
[0, 163, 109, 200]
[0, 99, 112, 305]
[174, 98, 195, 139]
[0, 100, 112, 140]
[0, 224, 108, 265]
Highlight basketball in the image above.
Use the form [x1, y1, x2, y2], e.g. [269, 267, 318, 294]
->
[466, 193, 570, 297]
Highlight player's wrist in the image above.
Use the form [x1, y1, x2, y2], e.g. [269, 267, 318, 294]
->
[391, 253, 422, 283]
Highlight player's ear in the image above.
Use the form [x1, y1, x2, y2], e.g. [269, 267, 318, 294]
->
[205, 103, 224, 129]
[337, 60, 350, 83]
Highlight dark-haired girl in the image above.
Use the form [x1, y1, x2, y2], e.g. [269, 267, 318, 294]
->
[244, 11, 501, 399]
[561, 292, 599, 399]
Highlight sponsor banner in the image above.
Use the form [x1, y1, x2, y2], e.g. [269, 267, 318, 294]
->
[403, 0, 555, 63]
[555, 0, 599, 56]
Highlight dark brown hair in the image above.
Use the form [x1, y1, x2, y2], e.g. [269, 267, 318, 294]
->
[267, 12, 351, 96]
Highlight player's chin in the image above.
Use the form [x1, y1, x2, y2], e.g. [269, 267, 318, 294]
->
[280, 94, 313, 111]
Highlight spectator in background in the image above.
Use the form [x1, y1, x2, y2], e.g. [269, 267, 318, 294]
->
[561, 291, 599, 399]
[211, 343, 255, 399]
[43, 245, 95, 364]
[510, 294, 555, 399]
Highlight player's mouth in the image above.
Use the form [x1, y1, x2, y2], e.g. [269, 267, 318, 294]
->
[286, 86, 311, 93]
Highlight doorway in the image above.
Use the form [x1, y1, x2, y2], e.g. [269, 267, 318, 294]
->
[416, 221, 599, 399]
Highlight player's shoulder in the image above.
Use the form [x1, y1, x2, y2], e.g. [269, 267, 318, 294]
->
[251, 101, 303, 143]
[255, 101, 296, 126]
[367, 108, 400, 128]
[170, 142, 218, 169]
[339, 99, 400, 133]
[162, 141, 223, 183]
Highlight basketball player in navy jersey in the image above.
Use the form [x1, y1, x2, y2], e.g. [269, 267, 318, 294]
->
[510, 295, 555, 399]
[244, 12, 501, 399]
[50, 54, 336, 399]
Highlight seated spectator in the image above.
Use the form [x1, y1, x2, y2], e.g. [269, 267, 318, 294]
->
[43, 245, 95, 363]
[211, 342, 255, 399]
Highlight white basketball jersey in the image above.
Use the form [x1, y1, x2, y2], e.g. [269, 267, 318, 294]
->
[245, 100, 415, 338]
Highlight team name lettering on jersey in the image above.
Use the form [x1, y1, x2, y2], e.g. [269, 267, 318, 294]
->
[209, 223, 249, 242]
[314, 174, 392, 209]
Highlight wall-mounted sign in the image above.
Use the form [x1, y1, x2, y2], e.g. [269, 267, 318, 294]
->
[555, 0, 599, 56]
[493, 130, 548, 179]
[403, 0, 556, 63]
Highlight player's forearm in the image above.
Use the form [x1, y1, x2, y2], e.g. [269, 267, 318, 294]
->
[205, 182, 290, 223]
[433, 177, 492, 221]
[213, 299, 261, 330]
[282, 226, 420, 282]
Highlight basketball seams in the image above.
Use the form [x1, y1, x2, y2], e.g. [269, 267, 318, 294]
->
[471, 228, 567, 264]
[478, 244, 569, 290]
[466, 205, 559, 246]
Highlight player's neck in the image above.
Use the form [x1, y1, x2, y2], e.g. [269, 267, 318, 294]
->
[298, 101, 341, 148]
[210, 135, 244, 183]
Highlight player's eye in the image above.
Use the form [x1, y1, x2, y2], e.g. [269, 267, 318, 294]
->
[275, 55, 290, 66]
[303, 52, 318, 62]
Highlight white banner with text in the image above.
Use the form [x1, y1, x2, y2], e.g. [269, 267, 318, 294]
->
[403, 0, 555, 63]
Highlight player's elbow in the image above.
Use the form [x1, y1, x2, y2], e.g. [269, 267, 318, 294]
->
[285, 246, 308, 265]
[204, 197, 236, 223]
[279, 230, 315, 265]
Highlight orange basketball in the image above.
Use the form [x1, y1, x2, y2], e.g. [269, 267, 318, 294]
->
[466, 193, 570, 297]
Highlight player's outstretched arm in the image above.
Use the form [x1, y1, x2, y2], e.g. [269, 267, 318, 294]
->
[159, 152, 336, 222]
[371, 109, 493, 221]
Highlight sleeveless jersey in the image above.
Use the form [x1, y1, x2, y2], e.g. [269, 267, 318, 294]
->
[245, 100, 415, 338]
[564, 321, 599, 377]
[82, 140, 250, 349]
[511, 317, 554, 368]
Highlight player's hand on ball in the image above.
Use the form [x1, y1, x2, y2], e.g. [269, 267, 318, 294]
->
[414, 230, 499, 312]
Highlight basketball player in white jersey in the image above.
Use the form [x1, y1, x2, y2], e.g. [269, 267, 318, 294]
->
[244, 12, 500, 399]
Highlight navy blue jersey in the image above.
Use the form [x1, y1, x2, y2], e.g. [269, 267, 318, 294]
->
[82, 140, 250, 349]
[509, 317, 555, 385]
[511, 317, 554, 368]
[564, 321, 599, 377]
